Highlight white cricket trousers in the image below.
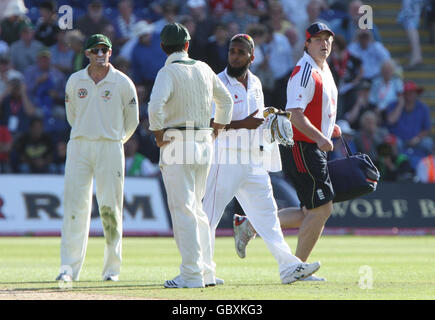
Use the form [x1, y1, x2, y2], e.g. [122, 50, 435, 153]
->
[159, 136, 215, 287]
[60, 138, 124, 280]
[203, 156, 301, 277]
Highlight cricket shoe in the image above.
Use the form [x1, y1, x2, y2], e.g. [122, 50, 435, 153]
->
[205, 277, 225, 287]
[233, 214, 257, 258]
[103, 275, 119, 281]
[302, 274, 326, 281]
[55, 272, 73, 282]
[164, 275, 205, 288]
[280, 262, 321, 284]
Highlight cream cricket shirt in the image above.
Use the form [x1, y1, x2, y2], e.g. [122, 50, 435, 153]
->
[148, 51, 233, 131]
[65, 64, 139, 143]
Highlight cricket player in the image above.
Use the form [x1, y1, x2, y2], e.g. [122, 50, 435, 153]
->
[148, 23, 233, 288]
[234, 23, 341, 281]
[56, 34, 139, 282]
[202, 33, 321, 285]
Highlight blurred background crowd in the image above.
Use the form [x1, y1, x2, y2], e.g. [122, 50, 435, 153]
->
[0, 0, 434, 194]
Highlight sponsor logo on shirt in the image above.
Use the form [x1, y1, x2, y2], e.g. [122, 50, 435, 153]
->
[102, 90, 112, 102]
[65, 93, 69, 103]
[128, 97, 137, 106]
[78, 88, 87, 99]
[317, 189, 325, 200]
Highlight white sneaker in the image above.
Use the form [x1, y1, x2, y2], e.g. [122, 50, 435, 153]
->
[302, 274, 326, 281]
[164, 275, 204, 288]
[103, 275, 119, 281]
[55, 272, 72, 282]
[233, 214, 257, 258]
[281, 262, 321, 284]
[206, 277, 225, 287]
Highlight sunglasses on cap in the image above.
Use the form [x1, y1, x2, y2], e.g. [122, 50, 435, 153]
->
[88, 47, 110, 55]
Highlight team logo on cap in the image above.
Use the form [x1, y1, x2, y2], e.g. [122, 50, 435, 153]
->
[78, 88, 88, 99]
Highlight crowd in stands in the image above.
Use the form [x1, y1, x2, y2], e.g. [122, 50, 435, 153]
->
[0, 0, 434, 184]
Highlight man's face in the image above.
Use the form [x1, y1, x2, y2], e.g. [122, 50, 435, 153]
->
[85, 45, 112, 67]
[227, 41, 253, 78]
[306, 32, 333, 62]
[37, 55, 51, 71]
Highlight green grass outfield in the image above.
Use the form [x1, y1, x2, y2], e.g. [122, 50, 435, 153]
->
[0, 235, 434, 300]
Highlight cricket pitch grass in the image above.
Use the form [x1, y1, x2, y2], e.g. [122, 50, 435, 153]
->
[0, 235, 434, 300]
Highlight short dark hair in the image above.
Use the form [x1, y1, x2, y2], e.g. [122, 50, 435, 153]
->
[161, 43, 186, 55]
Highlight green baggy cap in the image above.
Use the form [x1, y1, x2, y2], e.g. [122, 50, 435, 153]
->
[160, 23, 191, 46]
[85, 34, 112, 50]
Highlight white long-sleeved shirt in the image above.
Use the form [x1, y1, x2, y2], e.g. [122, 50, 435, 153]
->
[148, 51, 233, 131]
[65, 64, 139, 143]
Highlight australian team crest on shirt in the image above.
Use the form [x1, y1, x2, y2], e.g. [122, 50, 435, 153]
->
[102, 90, 112, 102]
[78, 88, 87, 99]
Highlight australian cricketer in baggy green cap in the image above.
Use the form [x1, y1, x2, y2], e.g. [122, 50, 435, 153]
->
[160, 22, 191, 46]
[85, 34, 112, 50]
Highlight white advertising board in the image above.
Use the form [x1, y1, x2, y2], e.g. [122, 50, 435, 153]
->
[0, 175, 171, 235]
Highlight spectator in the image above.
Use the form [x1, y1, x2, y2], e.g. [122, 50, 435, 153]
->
[187, 0, 216, 46]
[119, 21, 154, 62]
[112, 55, 131, 78]
[415, 146, 435, 183]
[209, 0, 233, 20]
[13, 116, 54, 173]
[344, 79, 377, 130]
[49, 138, 67, 174]
[385, 81, 433, 167]
[329, 119, 357, 161]
[205, 22, 230, 73]
[65, 30, 86, 73]
[34, 0, 60, 47]
[292, 0, 329, 41]
[179, 16, 204, 61]
[49, 30, 74, 76]
[247, 24, 274, 103]
[280, 0, 312, 37]
[152, 1, 180, 34]
[0, 0, 31, 45]
[369, 59, 404, 119]
[124, 133, 160, 177]
[376, 134, 414, 182]
[354, 110, 388, 163]
[0, 78, 36, 136]
[0, 107, 13, 173]
[267, 0, 294, 36]
[260, 22, 294, 108]
[9, 23, 45, 73]
[130, 22, 165, 94]
[76, 0, 112, 38]
[113, 0, 139, 47]
[0, 54, 23, 99]
[397, 0, 425, 68]
[221, 0, 259, 33]
[24, 49, 66, 133]
[427, 0, 435, 44]
[335, 0, 382, 43]
[0, 26, 10, 56]
[328, 34, 363, 118]
[348, 29, 391, 80]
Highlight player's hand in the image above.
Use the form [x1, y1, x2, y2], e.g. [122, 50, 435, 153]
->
[241, 110, 264, 129]
[316, 136, 334, 152]
[332, 124, 341, 138]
